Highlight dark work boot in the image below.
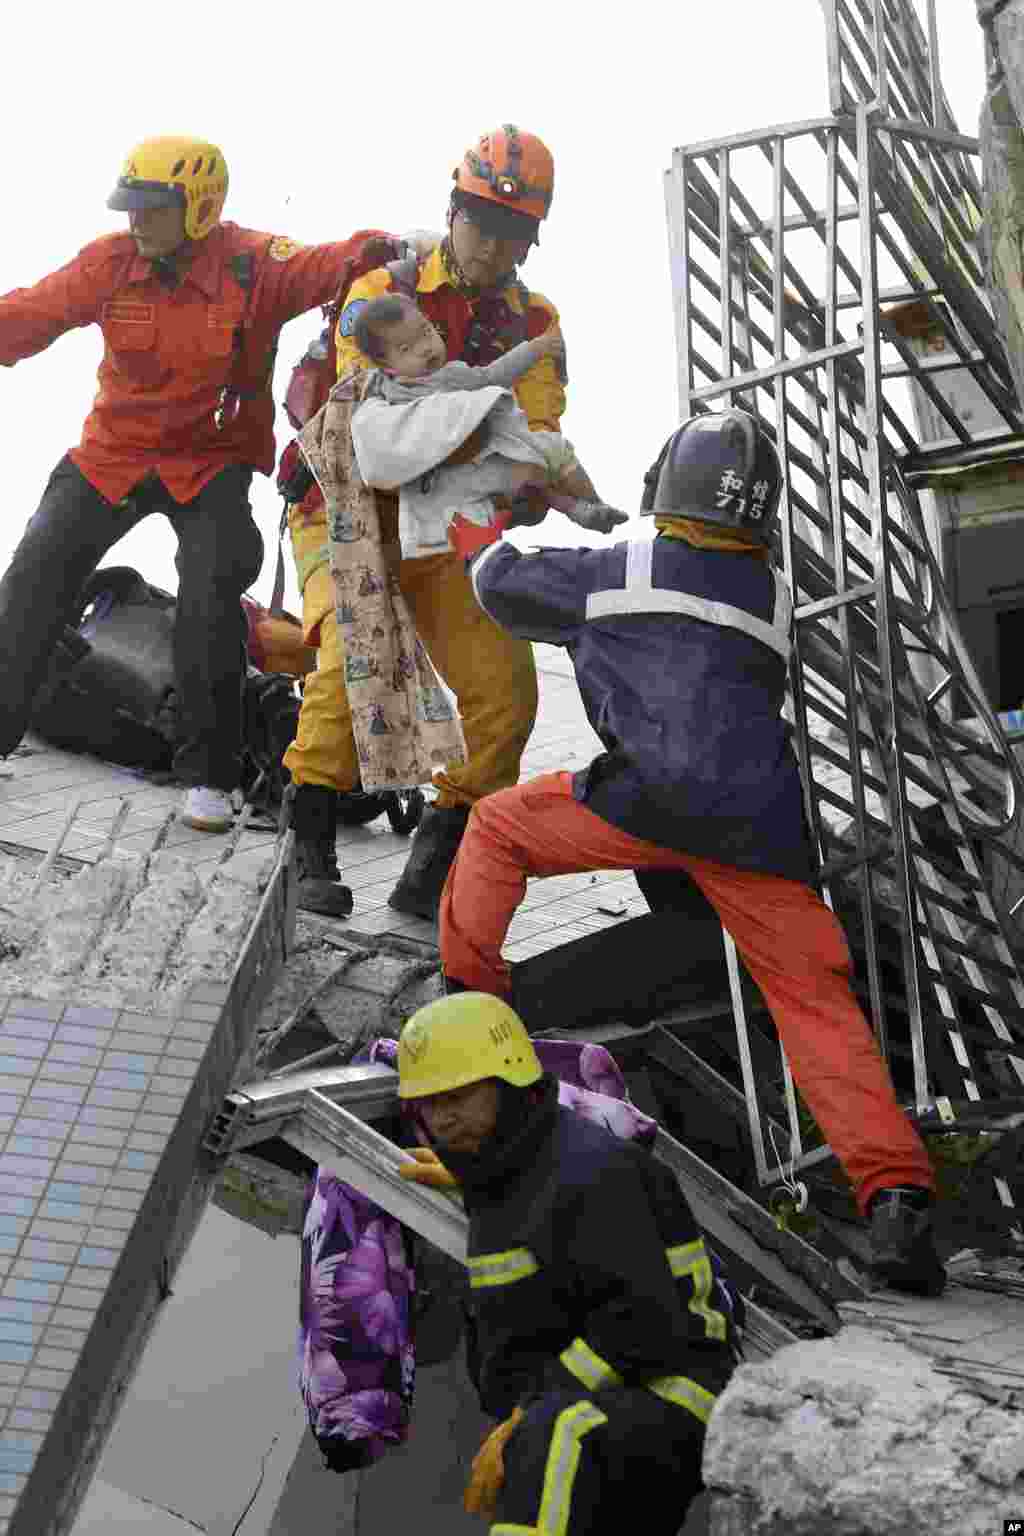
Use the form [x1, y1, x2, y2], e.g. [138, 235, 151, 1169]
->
[288, 784, 354, 919]
[868, 1187, 946, 1297]
[387, 804, 470, 921]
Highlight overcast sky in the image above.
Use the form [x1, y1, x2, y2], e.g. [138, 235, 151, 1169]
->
[0, 1, 989, 618]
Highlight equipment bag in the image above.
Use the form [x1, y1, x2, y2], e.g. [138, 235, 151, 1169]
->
[28, 566, 301, 807]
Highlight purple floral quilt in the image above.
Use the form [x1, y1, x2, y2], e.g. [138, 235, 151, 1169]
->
[299, 1175, 415, 1470]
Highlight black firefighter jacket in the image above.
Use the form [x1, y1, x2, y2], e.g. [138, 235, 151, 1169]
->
[441, 1076, 736, 1426]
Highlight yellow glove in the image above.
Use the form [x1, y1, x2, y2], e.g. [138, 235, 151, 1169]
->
[464, 1406, 525, 1518]
[398, 1148, 460, 1189]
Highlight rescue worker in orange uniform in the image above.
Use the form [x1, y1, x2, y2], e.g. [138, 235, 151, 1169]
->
[440, 409, 945, 1299]
[0, 135, 391, 832]
[282, 127, 563, 919]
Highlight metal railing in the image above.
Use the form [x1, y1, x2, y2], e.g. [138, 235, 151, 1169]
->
[664, 7, 1024, 1229]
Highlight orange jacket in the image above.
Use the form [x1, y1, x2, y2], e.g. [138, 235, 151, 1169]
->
[0, 222, 389, 504]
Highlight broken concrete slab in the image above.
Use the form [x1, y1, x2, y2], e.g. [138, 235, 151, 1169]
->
[704, 1324, 1024, 1535]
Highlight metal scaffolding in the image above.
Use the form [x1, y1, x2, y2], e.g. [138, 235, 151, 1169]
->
[664, 0, 1024, 1222]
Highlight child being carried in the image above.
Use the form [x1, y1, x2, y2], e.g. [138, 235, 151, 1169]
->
[348, 294, 626, 559]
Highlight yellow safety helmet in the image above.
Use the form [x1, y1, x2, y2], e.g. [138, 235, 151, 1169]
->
[107, 135, 228, 242]
[397, 993, 542, 1100]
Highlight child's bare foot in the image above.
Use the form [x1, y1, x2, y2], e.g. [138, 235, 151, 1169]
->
[565, 501, 628, 534]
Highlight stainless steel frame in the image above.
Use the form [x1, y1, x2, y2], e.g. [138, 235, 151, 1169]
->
[664, 1, 1024, 1210]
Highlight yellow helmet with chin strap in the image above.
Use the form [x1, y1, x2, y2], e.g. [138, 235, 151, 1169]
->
[107, 135, 228, 242]
[397, 993, 542, 1100]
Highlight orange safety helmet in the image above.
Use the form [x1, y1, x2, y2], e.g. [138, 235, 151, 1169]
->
[454, 125, 554, 224]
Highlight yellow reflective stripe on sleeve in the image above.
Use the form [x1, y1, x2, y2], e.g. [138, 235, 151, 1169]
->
[648, 1374, 716, 1425]
[665, 1239, 703, 1277]
[665, 1239, 728, 1344]
[537, 1400, 607, 1536]
[559, 1337, 623, 1394]
[468, 1248, 539, 1289]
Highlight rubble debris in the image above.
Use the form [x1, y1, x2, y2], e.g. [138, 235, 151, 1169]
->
[0, 828, 276, 1010]
[705, 1326, 1024, 1536]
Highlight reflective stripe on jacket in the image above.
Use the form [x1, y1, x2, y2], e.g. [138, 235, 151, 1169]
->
[446, 1079, 735, 1424]
[466, 532, 813, 881]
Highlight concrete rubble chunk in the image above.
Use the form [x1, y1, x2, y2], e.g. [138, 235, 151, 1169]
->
[704, 1326, 1024, 1535]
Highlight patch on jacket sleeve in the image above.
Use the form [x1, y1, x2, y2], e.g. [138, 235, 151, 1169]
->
[339, 298, 369, 337]
[268, 235, 304, 262]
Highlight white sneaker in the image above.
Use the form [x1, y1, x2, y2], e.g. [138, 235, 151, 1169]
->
[180, 786, 234, 833]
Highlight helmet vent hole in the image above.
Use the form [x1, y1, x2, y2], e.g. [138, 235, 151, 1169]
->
[171, 159, 186, 177]
[208, 156, 217, 174]
[192, 156, 204, 176]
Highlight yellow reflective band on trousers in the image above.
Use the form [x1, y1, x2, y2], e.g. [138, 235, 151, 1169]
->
[490, 1527, 537, 1534]
[468, 1248, 540, 1289]
[665, 1239, 729, 1343]
[538, 1401, 607, 1536]
[561, 1336, 716, 1428]
[647, 1374, 715, 1424]
[559, 1337, 622, 1393]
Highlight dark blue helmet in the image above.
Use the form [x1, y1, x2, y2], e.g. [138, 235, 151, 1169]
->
[643, 409, 782, 545]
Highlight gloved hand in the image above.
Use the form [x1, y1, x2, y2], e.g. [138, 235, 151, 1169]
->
[358, 235, 405, 270]
[566, 501, 629, 535]
[463, 1405, 525, 1518]
[399, 229, 444, 260]
[448, 511, 511, 561]
[398, 1148, 460, 1189]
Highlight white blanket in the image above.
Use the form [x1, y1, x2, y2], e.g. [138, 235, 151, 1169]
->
[351, 389, 560, 558]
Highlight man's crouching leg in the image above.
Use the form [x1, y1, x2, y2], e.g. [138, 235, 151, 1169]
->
[494, 1388, 706, 1536]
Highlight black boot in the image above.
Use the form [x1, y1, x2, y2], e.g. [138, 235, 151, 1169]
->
[868, 1186, 946, 1297]
[287, 784, 354, 919]
[387, 804, 470, 921]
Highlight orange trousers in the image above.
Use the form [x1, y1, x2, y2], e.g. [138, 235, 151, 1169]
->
[439, 771, 934, 1214]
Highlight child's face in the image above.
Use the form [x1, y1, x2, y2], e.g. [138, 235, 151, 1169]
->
[378, 308, 447, 377]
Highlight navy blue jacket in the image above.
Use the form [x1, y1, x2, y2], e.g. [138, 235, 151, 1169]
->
[468, 532, 813, 882]
[444, 1078, 735, 1422]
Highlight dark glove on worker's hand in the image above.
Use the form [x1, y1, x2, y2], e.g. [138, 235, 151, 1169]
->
[359, 235, 405, 269]
[464, 1405, 525, 1518]
[398, 1148, 460, 1189]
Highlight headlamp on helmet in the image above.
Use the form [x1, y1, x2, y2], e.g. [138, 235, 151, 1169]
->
[454, 125, 554, 227]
